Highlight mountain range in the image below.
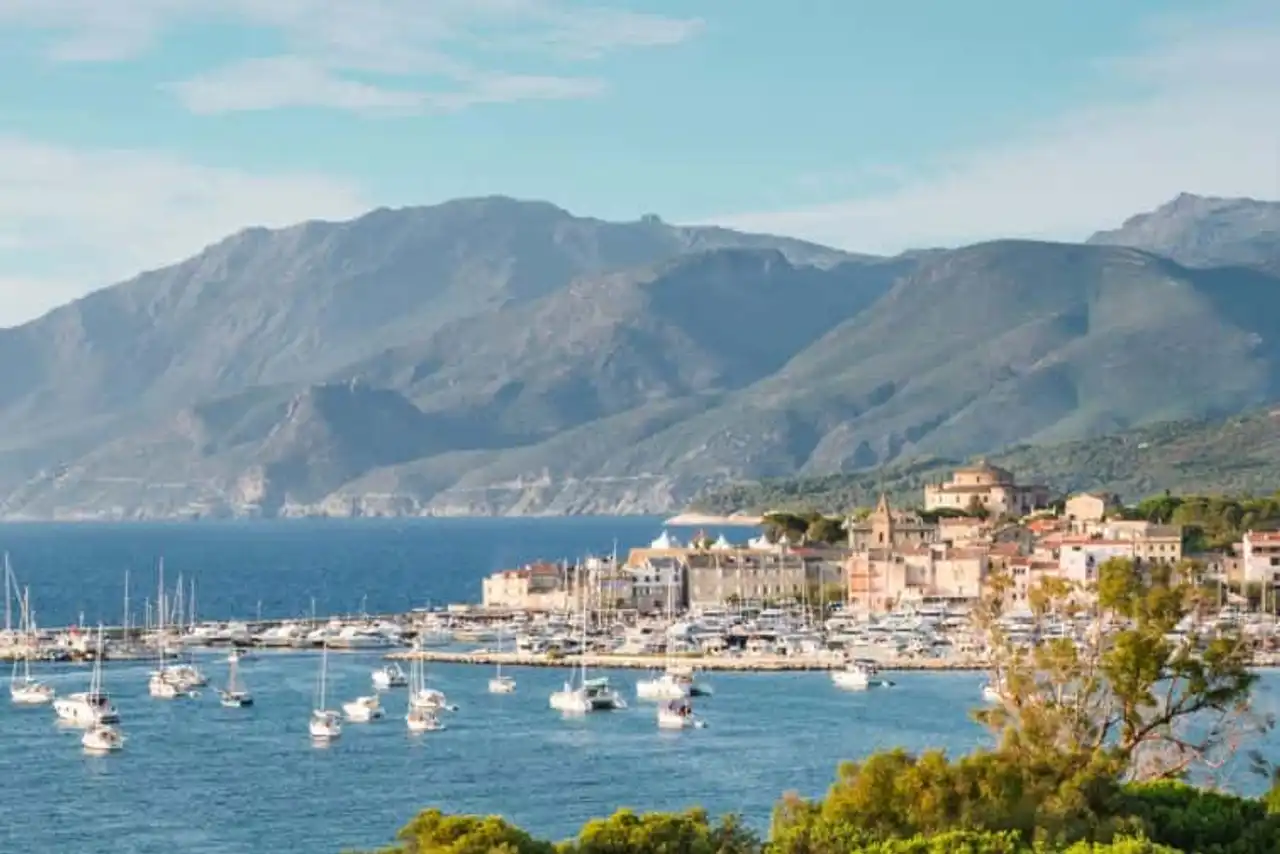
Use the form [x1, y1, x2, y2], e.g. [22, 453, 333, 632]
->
[1, 193, 1278, 520]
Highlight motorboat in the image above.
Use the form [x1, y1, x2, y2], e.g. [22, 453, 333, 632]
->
[81, 723, 125, 753]
[488, 675, 516, 694]
[343, 695, 385, 722]
[372, 663, 408, 690]
[657, 697, 705, 730]
[636, 671, 691, 701]
[832, 661, 894, 690]
[551, 676, 626, 713]
[406, 705, 445, 732]
[409, 687, 455, 711]
[982, 683, 1004, 703]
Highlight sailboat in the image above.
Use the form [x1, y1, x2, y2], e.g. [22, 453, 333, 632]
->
[308, 641, 341, 740]
[550, 564, 625, 714]
[219, 648, 253, 707]
[636, 570, 694, 701]
[407, 638, 455, 711]
[488, 624, 516, 694]
[55, 624, 119, 725]
[148, 560, 190, 699]
[10, 581, 55, 706]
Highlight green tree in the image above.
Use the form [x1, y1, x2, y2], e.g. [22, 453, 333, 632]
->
[568, 808, 758, 854]
[367, 809, 554, 854]
[805, 517, 846, 545]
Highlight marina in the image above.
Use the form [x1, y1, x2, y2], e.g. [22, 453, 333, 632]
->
[2, 517, 1279, 854]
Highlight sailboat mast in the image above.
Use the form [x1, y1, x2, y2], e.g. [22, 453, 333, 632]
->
[4, 552, 11, 635]
[123, 570, 130, 646]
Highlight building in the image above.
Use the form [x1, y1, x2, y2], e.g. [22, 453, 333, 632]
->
[628, 556, 686, 612]
[847, 494, 936, 550]
[997, 556, 1063, 609]
[1064, 492, 1119, 529]
[481, 562, 570, 611]
[1241, 530, 1280, 585]
[924, 462, 1051, 517]
[845, 542, 988, 613]
[1054, 539, 1136, 586]
[684, 551, 824, 609]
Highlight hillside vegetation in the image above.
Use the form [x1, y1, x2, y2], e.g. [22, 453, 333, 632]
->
[690, 408, 1280, 515]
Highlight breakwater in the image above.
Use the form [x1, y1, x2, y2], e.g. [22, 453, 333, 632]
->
[385, 649, 990, 672]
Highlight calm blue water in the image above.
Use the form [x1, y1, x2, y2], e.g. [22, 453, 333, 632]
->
[0, 520, 1276, 854]
[0, 517, 685, 627]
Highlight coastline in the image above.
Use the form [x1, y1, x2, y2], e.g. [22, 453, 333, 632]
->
[389, 649, 986, 672]
[662, 512, 764, 526]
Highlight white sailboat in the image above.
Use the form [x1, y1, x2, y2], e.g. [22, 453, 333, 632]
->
[406, 704, 445, 732]
[10, 582, 55, 706]
[148, 560, 190, 699]
[488, 625, 516, 694]
[220, 650, 253, 707]
[308, 641, 341, 740]
[82, 721, 126, 753]
[551, 564, 625, 714]
[407, 640, 454, 711]
[54, 625, 119, 725]
[636, 573, 697, 701]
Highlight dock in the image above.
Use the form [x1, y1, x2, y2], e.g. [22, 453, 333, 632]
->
[384, 649, 989, 673]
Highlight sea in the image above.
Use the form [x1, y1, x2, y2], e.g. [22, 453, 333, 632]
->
[0, 518, 1276, 854]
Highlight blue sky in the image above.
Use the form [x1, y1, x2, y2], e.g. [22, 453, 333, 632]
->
[1, 0, 1278, 325]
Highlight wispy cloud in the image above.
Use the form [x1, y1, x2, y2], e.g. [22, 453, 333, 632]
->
[0, 135, 367, 326]
[0, 0, 701, 114]
[712, 6, 1280, 254]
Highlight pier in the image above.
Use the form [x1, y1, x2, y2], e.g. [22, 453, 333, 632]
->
[386, 649, 989, 673]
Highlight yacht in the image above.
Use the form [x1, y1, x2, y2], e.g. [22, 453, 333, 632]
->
[372, 663, 408, 690]
[308, 643, 341, 741]
[81, 722, 126, 753]
[551, 676, 626, 714]
[982, 682, 1004, 703]
[54, 627, 119, 725]
[219, 651, 253, 708]
[406, 705, 445, 732]
[636, 670, 691, 701]
[832, 661, 894, 690]
[342, 695, 385, 722]
[657, 697, 704, 730]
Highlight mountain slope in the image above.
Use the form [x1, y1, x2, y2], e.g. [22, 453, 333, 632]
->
[1088, 193, 1280, 274]
[3, 195, 1280, 520]
[0, 197, 855, 454]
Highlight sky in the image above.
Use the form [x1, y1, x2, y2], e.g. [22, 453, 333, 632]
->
[1, 0, 1279, 327]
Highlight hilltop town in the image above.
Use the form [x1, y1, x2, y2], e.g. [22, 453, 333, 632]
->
[480, 462, 1280, 619]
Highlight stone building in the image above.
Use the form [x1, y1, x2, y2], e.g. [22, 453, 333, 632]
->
[847, 494, 937, 550]
[924, 462, 1051, 517]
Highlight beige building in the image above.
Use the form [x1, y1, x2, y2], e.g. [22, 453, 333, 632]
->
[481, 562, 570, 611]
[845, 543, 988, 613]
[924, 462, 1051, 517]
[847, 494, 937, 550]
[1241, 530, 1280, 585]
[1064, 492, 1118, 529]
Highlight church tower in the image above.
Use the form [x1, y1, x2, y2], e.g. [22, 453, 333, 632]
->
[870, 493, 895, 547]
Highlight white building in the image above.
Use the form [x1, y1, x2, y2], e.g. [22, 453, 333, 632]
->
[1241, 530, 1280, 585]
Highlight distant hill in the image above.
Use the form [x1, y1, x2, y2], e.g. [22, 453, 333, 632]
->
[1089, 193, 1280, 274]
[688, 407, 1280, 515]
[1, 193, 1279, 520]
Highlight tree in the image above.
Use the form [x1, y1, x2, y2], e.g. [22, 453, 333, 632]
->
[806, 517, 846, 545]
[763, 513, 813, 544]
[368, 809, 554, 854]
[972, 558, 1267, 785]
[568, 808, 758, 854]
